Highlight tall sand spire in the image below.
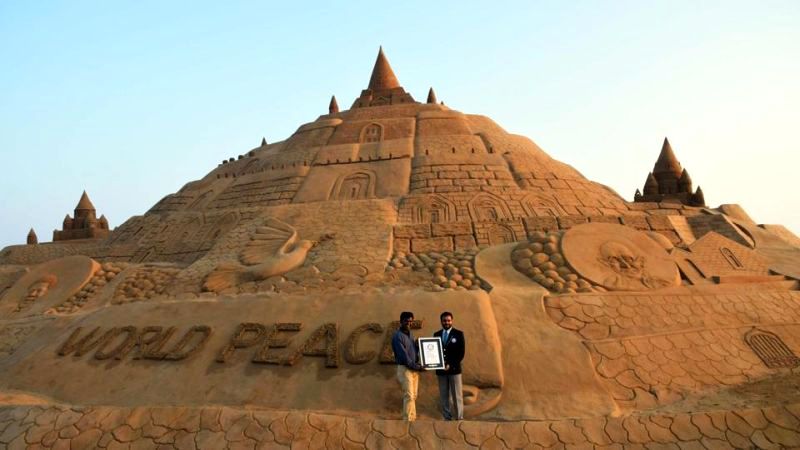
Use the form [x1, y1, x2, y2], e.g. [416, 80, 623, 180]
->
[367, 46, 401, 91]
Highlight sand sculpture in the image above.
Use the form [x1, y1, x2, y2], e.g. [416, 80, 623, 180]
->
[633, 138, 705, 206]
[203, 217, 317, 293]
[52, 191, 110, 242]
[1, 48, 800, 448]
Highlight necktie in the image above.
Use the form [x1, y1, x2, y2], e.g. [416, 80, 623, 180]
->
[442, 329, 448, 345]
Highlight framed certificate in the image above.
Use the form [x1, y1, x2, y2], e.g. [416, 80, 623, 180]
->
[418, 337, 445, 370]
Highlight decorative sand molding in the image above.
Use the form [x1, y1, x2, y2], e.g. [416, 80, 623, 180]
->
[2, 403, 800, 449]
[388, 248, 490, 291]
[2, 48, 800, 447]
[510, 230, 595, 294]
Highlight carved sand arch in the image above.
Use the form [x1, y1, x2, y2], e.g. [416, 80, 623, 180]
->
[486, 223, 515, 245]
[410, 194, 456, 224]
[467, 192, 513, 222]
[329, 170, 377, 200]
[359, 123, 383, 143]
[720, 246, 745, 270]
[520, 192, 565, 217]
[745, 328, 800, 369]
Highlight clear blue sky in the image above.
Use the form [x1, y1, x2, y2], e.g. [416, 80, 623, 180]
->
[1, 1, 798, 249]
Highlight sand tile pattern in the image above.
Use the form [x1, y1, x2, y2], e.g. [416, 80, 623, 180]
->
[688, 232, 770, 277]
[545, 292, 800, 340]
[546, 292, 800, 409]
[1, 404, 800, 449]
[588, 327, 782, 408]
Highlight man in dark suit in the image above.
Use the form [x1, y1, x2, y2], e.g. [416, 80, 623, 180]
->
[434, 311, 465, 420]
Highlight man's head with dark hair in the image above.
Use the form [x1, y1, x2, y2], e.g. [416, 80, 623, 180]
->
[440, 311, 453, 330]
[399, 311, 414, 332]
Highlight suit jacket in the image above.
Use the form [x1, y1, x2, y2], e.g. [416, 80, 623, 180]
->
[433, 328, 465, 376]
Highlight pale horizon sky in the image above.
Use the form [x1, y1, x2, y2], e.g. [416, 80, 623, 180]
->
[1, 1, 798, 250]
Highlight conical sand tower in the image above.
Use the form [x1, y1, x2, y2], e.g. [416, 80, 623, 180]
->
[53, 190, 110, 241]
[634, 137, 705, 206]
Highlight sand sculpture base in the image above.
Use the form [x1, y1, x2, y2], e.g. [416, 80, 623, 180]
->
[2, 401, 800, 449]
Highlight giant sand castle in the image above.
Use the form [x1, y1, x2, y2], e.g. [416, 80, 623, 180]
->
[2, 48, 800, 449]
